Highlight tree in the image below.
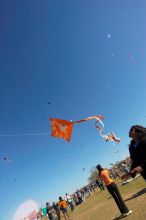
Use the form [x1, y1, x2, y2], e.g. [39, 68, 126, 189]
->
[88, 167, 99, 183]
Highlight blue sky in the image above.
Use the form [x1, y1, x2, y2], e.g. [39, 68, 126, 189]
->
[0, 0, 146, 219]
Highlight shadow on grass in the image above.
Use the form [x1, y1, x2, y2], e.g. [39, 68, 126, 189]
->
[124, 188, 146, 202]
[113, 215, 127, 220]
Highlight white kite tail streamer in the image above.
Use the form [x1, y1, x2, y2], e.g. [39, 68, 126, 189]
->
[95, 119, 120, 144]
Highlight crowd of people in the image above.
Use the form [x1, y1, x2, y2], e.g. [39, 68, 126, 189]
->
[36, 184, 98, 220]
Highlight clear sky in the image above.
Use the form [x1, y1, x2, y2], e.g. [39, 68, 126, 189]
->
[0, 0, 146, 219]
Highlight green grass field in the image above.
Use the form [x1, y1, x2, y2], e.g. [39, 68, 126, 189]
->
[40, 176, 146, 220]
[70, 176, 146, 220]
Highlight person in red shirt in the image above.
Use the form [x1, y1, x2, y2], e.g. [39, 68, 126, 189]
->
[96, 164, 132, 217]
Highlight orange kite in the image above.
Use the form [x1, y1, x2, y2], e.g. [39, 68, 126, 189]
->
[50, 118, 74, 142]
[50, 115, 120, 143]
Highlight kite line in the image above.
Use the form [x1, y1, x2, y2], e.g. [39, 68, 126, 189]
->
[0, 131, 49, 137]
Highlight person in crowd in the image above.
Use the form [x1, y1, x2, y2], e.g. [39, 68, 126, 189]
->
[65, 193, 74, 212]
[90, 183, 96, 193]
[128, 125, 146, 180]
[73, 193, 80, 206]
[52, 202, 61, 220]
[96, 164, 132, 217]
[115, 170, 121, 178]
[121, 163, 129, 175]
[41, 205, 47, 219]
[59, 196, 70, 220]
[46, 202, 57, 220]
[110, 170, 117, 179]
[96, 179, 105, 191]
[76, 191, 83, 203]
[37, 209, 42, 220]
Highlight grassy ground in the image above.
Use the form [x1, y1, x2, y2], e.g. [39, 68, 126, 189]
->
[70, 176, 146, 220]
[40, 176, 146, 220]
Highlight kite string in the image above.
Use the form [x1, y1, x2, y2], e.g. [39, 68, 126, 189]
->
[0, 132, 49, 137]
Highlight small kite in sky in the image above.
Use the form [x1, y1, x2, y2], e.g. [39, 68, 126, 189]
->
[107, 34, 111, 38]
[48, 102, 51, 104]
[81, 147, 89, 152]
[6, 178, 16, 182]
[128, 54, 134, 60]
[1, 156, 13, 163]
[82, 168, 86, 171]
[128, 54, 136, 63]
[113, 150, 119, 154]
[110, 163, 114, 166]
[50, 115, 120, 144]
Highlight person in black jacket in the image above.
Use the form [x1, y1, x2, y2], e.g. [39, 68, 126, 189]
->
[128, 125, 146, 180]
[46, 202, 57, 220]
[96, 180, 105, 191]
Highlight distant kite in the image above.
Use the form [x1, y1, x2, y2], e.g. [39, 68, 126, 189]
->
[50, 115, 120, 143]
[82, 168, 86, 171]
[128, 54, 134, 60]
[113, 150, 119, 154]
[128, 54, 136, 63]
[6, 178, 16, 182]
[48, 102, 51, 104]
[81, 147, 89, 152]
[1, 156, 13, 163]
[110, 163, 114, 166]
[107, 34, 111, 38]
